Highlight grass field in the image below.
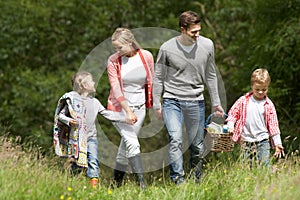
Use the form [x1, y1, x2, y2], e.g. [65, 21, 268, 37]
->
[1, 136, 299, 200]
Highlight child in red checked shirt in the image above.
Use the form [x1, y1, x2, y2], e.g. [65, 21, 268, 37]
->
[226, 68, 284, 167]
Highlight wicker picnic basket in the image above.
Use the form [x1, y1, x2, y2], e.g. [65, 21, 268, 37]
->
[205, 114, 234, 152]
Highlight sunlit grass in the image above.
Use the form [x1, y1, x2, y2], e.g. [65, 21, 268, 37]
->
[1, 135, 299, 200]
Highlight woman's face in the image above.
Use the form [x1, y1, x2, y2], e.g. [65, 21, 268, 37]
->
[112, 40, 134, 57]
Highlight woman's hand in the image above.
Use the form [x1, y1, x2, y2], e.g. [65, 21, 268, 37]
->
[120, 100, 137, 125]
[125, 110, 138, 125]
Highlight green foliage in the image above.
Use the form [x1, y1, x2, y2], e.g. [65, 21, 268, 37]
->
[0, 67, 73, 148]
[0, 0, 299, 153]
[250, 1, 299, 130]
[198, 0, 300, 135]
[248, 3, 300, 127]
[0, 0, 112, 71]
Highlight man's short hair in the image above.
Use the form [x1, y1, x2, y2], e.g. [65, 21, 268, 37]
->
[179, 11, 201, 30]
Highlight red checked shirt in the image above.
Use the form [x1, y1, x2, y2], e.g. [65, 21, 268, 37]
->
[226, 92, 280, 146]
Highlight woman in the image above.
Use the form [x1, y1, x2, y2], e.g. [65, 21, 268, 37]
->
[106, 27, 154, 190]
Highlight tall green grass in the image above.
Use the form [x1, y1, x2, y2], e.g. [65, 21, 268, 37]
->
[1, 136, 299, 200]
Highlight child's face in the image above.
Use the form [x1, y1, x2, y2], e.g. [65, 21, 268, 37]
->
[251, 82, 268, 100]
[82, 75, 95, 93]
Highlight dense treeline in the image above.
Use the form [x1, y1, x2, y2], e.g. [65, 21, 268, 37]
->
[0, 0, 299, 153]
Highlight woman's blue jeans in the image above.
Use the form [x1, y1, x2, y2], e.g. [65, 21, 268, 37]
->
[162, 98, 205, 182]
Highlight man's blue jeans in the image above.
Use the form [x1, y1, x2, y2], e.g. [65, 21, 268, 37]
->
[87, 137, 100, 178]
[162, 98, 205, 182]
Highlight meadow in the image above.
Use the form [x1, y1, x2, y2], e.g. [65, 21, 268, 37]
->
[1, 135, 299, 200]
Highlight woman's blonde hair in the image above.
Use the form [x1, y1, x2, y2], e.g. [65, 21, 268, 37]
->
[111, 27, 141, 50]
[72, 71, 93, 92]
[250, 68, 271, 86]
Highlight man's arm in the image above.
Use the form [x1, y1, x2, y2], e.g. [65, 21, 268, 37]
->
[152, 49, 166, 119]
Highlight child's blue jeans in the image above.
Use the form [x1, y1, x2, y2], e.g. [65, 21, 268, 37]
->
[87, 137, 100, 178]
[241, 139, 270, 168]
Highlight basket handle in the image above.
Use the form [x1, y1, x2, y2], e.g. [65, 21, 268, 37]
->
[205, 113, 228, 128]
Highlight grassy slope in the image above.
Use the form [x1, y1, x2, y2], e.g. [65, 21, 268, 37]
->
[1, 137, 299, 200]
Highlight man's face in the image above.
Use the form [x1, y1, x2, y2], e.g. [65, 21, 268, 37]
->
[181, 23, 201, 44]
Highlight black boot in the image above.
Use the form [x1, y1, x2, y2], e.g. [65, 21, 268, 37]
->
[113, 162, 127, 187]
[129, 154, 146, 191]
[190, 157, 203, 183]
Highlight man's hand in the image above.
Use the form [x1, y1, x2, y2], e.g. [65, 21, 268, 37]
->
[154, 108, 163, 120]
[213, 105, 224, 117]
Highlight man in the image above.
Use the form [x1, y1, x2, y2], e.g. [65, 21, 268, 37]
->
[153, 10, 224, 185]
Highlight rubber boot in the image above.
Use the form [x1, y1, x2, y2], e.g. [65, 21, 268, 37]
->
[128, 154, 146, 191]
[113, 162, 127, 188]
[190, 157, 203, 183]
